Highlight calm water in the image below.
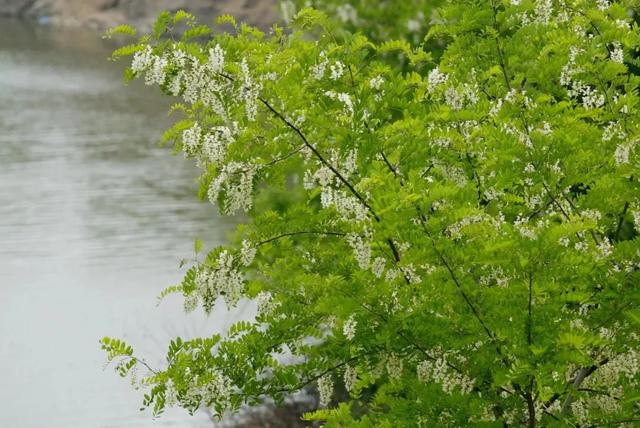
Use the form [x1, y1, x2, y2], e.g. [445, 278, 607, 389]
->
[0, 19, 247, 427]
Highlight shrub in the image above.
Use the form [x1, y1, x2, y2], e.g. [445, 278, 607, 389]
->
[102, 2, 640, 426]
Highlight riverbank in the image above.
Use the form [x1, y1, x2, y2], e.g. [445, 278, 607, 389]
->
[0, 0, 278, 30]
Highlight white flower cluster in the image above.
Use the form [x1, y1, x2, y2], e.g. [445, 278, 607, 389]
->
[202, 126, 235, 166]
[445, 214, 488, 240]
[311, 51, 328, 80]
[514, 215, 538, 240]
[417, 356, 475, 395]
[183, 369, 233, 415]
[427, 67, 448, 92]
[208, 162, 257, 214]
[317, 375, 333, 407]
[195, 250, 244, 309]
[240, 239, 256, 266]
[602, 121, 627, 142]
[343, 365, 357, 394]
[614, 141, 636, 165]
[571, 388, 622, 425]
[255, 291, 279, 317]
[611, 41, 624, 64]
[369, 75, 384, 90]
[386, 353, 404, 380]
[336, 4, 358, 24]
[343, 315, 357, 340]
[330, 61, 345, 80]
[346, 233, 371, 269]
[324, 90, 354, 117]
[128, 43, 280, 218]
[632, 210, 640, 232]
[479, 266, 510, 288]
[560, 46, 605, 110]
[370, 256, 386, 278]
[240, 58, 261, 121]
[182, 122, 202, 155]
[131, 45, 169, 86]
[182, 45, 230, 119]
[182, 122, 236, 167]
[586, 349, 639, 387]
[534, 0, 553, 24]
[400, 264, 422, 285]
[165, 378, 179, 407]
[320, 188, 369, 221]
[131, 45, 154, 75]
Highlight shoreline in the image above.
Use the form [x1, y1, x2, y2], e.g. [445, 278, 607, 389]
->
[0, 0, 279, 31]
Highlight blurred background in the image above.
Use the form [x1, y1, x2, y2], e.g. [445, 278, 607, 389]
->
[0, 1, 278, 426]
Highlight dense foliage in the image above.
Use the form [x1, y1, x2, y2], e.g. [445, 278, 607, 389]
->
[102, 1, 640, 426]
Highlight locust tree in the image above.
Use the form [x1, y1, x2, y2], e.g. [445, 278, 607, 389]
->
[102, 1, 640, 426]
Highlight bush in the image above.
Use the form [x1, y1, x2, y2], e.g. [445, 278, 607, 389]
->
[102, 1, 640, 426]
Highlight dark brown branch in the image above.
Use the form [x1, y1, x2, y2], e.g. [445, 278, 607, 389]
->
[215, 69, 381, 222]
[257, 231, 347, 246]
[614, 202, 629, 241]
[527, 270, 533, 346]
[258, 96, 381, 222]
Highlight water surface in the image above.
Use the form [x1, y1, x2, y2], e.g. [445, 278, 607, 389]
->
[0, 19, 245, 427]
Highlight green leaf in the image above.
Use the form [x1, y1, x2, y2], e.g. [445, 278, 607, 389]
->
[103, 24, 137, 39]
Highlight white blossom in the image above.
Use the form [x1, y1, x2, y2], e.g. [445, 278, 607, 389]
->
[611, 42, 624, 64]
[280, 0, 296, 23]
[407, 16, 422, 33]
[195, 250, 244, 309]
[317, 375, 333, 407]
[182, 122, 202, 155]
[184, 369, 233, 415]
[183, 293, 198, 313]
[325, 90, 354, 117]
[371, 257, 386, 278]
[330, 61, 345, 80]
[632, 210, 640, 231]
[343, 315, 357, 340]
[311, 52, 328, 80]
[131, 45, 154, 74]
[343, 365, 357, 394]
[602, 121, 626, 142]
[336, 4, 358, 23]
[534, 0, 553, 24]
[208, 44, 225, 73]
[240, 58, 260, 121]
[614, 143, 631, 165]
[514, 216, 537, 240]
[444, 87, 464, 111]
[417, 354, 475, 394]
[240, 240, 256, 266]
[165, 379, 178, 407]
[386, 354, 403, 380]
[145, 54, 168, 86]
[201, 126, 234, 165]
[208, 162, 257, 214]
[346, 233, 371, 269]
[337, 92, 354, 116]
[256, 291, 278, 316]
[427, 67, 448, 92]
[320, 188, 369, 221]
[369, 75, 384, 90]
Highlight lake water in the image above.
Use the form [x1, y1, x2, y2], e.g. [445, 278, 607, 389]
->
[0, 19, 248, 427]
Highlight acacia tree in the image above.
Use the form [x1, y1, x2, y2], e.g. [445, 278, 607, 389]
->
[102, 1, 640, 426]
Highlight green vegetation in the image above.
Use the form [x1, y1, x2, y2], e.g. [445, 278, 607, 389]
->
[102, 1, 640, 425]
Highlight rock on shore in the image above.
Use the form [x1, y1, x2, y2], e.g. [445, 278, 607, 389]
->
[0, 0, 278, 29]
